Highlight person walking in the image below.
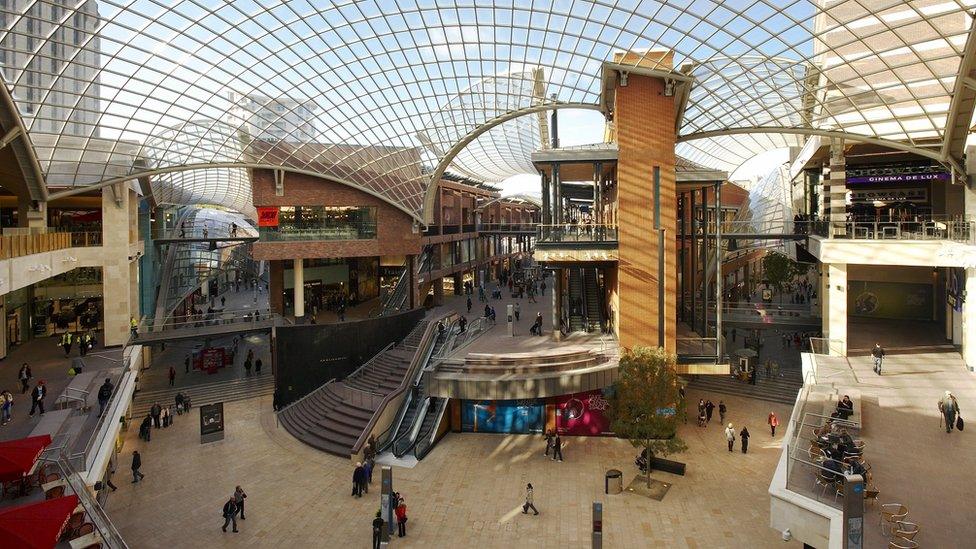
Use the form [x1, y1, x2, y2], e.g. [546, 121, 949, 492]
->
[184, 354, 191, 374]
[18, 364, 32, 394]
[1, 390, 12, 425]
[372, 511, 385, 549]
[221, 497, 239, 533]
[244, 356, 252, 377]
[514, 302, 520, 321]
[767, 411, 780, 436]
[543, 429, 554, 457]
[522, 483, 539, 515]
[740, 426, 751, 454]
[705, 400, 715, 424]
[168, 366, 176, 387]
[97, 378, 114, 416]
[466, 296, 472, 313]
[255, 358, 263, 375]
[725, 423, 736, 452]
[352, 462, 365, 497]
[130, 317, 138, 339]
[872, 343, 885, 375]
[150, 402, 162, 428]
[551, 434, 564, 462]
[131, 450, 145, 483]
[938, 391, 960, 433]
[29, 381, 46, 416]
[395, 496, 407, 537]
[60, 332, 73, 357]
[718, 401, 727, 424]
[234, 486, 248, 520]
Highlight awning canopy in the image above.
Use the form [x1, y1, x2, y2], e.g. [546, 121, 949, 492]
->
[0, 435, 52, 483]
[0, 494, 79, 549]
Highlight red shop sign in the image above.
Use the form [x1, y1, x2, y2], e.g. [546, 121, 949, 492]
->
[257, 207, 279, 227]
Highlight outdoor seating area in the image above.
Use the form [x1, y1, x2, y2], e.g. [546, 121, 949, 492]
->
[0, 435, 105, 548]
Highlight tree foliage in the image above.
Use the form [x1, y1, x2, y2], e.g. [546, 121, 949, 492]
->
[609, 346, 687, 485]
[762, 252, 799, 296]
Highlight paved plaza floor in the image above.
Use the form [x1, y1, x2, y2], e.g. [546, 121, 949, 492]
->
[105, 388, 796, 548]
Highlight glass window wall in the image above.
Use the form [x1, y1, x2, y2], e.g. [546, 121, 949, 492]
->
[259, 206, 377, 241]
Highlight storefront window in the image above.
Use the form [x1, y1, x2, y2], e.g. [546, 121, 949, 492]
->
[260, 206, 377, 241]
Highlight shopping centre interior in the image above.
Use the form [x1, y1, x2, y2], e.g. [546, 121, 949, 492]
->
[1, 2, 976, 548]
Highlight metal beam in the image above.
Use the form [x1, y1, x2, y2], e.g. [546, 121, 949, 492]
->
[0, 82, 48, 201]
[46, 162, 427, 224]
[422, 102, 601, 224]
[942, 12, 976, 171]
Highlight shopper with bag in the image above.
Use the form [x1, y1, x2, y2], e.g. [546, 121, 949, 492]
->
[939, 391, 961, 433]
[725, 423, 736, 452]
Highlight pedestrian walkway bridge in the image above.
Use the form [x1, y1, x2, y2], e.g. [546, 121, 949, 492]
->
[129, 309, 278, 345]
[153, 235, 258, 244]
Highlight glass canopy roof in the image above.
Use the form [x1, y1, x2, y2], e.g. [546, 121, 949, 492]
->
[0, 0, 973, 219]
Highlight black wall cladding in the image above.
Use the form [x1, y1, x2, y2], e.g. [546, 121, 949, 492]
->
[273, 308, 424, 407]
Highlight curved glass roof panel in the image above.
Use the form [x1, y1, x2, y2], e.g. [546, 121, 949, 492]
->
[0, 1, 973, 218]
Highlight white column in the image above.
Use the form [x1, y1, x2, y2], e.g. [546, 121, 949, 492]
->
[962, 267, 976, 371]
[101, 185, 135, 347]
[293, 259, 304, 321]
[822, 263, 847, 356]
[201, 279, 209, 297]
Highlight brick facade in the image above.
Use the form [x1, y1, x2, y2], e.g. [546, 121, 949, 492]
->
[615, 73, 677, 352]
[251, 169, 422, 261]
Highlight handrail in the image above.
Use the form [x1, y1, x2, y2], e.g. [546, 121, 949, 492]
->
[352, 315, 446, 455]
[139, 308, 274, 332]
[391, 396, 432, 457]
[414, 398, 449, 460]
[39, 455, 130, 548]
[375, 317, 451, 453]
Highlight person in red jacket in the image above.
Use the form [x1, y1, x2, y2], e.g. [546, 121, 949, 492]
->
[395, 496, 407, 537]
[767, 411, 780, 436]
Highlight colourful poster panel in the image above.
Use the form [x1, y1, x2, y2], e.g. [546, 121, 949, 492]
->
[460, 399, 544, 434]
[555, 389, 614, 436]
[848, 281, 933, 320]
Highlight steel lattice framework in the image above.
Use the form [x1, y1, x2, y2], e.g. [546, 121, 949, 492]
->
[0, 0, 974, 222]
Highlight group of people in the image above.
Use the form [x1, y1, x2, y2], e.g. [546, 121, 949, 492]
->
[370, 493, 409, 548]
[694, 396, 780, 454]
[695, 399, 726, 427]
[221, 485, 248, 533]
[58, 330, 97, 357]
[139, 399, 183, 442]
[543, 430, 564, 461]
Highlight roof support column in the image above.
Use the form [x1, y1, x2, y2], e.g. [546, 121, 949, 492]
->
[825, 140, 847, 238]
[552, 163, 562, 227]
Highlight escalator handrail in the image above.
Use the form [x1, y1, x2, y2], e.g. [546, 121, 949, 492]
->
[391, 396, 431, 457]
[414, 398, 448, 460]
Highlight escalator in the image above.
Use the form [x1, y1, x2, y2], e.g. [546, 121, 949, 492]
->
[413, 398, 449, 460]
[568, 268, 584, 332]
[583, 268, 603, 332]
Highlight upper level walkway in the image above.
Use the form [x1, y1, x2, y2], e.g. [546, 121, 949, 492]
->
[130, 309, 277, 345]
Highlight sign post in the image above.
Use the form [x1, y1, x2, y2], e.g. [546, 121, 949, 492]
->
[592, 502, 603, 549]
[842, 474, 864, 549]
[380, 466, 393, 545]
[199, 402, 224, 444]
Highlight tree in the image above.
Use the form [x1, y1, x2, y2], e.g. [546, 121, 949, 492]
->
[609, 346, 687, 487]
[762, 252, 798, 304]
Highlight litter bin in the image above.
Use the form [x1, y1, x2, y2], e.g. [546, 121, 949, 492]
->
[605, 469, 623, 494]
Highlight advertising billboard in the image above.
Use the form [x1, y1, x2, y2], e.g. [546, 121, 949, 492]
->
[555, 389, 614, 436]
[460, 399, 544, 433]
[257, 207, 279, 227]
[848, 281, 933, 320]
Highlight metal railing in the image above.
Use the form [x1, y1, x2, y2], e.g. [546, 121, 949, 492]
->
[432, 316, 490, 360]
[477, 223, 537, 232]
[808, 337, 845, 356]
[537, 223, 618, 243]
[257, 223, 376, 241]
[800, 215, 976, 243]
[38, 454, 129, 548]
[166, 218, 254, 240]
[137, 308, 274, 333]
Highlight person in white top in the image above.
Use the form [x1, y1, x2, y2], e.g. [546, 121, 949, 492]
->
[724, 423, 736, 452]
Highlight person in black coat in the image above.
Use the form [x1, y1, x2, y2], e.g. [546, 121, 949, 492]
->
[371, 511, 384, 549]
[222, 497, 239, 532]
[97, 378, 114, 416]
[29, 381, 46, 416]
[352, 462, 366, 497]
[740, 427, 751, 454]
[131, 450, 145, 483]
[551, 435, 563, 462]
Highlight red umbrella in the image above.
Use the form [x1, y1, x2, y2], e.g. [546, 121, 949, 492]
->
[0, 494, 79, 548]
[0, 435, 52, 483]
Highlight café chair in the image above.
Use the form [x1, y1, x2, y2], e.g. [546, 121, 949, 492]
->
[880, 503, 909, 536]
[893, 521, 919, 541]
[45, 485, 65, 500]
[814, 470, 834, 500]
[72, 523, 95, 538]
[61, 512, 86, 541]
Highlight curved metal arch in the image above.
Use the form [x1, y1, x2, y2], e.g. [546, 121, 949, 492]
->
[0, 82, 47, 201]
[46, 163, 426, 224]
[677, 127, 959, 173]
[480, 193, 542, 210]
[423, 102, 602, 224]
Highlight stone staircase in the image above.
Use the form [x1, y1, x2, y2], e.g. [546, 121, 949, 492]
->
[686, 370, 803, 406]
[131, 374, 274, 417]
[278, 321, 428, 457]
